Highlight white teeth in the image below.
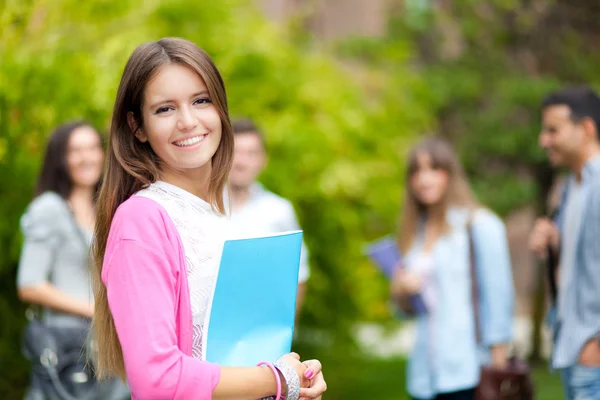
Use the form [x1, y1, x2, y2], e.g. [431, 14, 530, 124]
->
[174, 135, 205, 147]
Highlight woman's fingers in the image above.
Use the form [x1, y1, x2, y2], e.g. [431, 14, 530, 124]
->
[302, 359, 322, 378]
[299, 371, 326, 398]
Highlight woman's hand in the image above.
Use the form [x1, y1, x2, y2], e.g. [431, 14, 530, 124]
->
[490, 344, 508, 368]
[277, 352, 307, 396]
[391, 269, 423, 297]
[299, 359, 326, 400]
[279, 352, 307, 377]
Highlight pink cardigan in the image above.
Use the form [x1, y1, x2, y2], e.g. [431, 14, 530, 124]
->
[102, 196, 221, 399]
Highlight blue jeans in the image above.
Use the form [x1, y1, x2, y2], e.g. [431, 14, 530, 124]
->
[561, 365, 600, 400]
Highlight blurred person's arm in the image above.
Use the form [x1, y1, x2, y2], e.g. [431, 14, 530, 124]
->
[390, 268, 422, 315]
[279, 200, 310, 318]
[295, 242, 309, 318]
[471, 210, 514, 367]
[529, 217, 560, 260]
[490, 344, 509, 368]
[18, 282, 93, 318]
[295, 282, 306, 320]
[17, 193, 93, 318]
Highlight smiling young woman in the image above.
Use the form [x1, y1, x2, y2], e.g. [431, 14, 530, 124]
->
[91, 37, 326, 400]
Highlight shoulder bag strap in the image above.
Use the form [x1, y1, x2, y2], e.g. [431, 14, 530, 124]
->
[467, 214, 482, 345]
[64, 203, 91, 251]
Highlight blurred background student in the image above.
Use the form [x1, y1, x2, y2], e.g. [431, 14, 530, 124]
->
[390, 137, 514, 400]
[17, 121, 129, 400]
[529, 86, 600, 400]
[227, 118, 311, 319]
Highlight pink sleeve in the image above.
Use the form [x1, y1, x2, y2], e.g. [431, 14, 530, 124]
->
[104, 237, 220, 399]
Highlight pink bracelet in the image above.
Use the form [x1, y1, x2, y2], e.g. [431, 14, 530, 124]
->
[257, 361, 282, 400]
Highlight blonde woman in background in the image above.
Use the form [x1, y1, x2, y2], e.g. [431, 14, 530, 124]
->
[391, 137, 515, 400]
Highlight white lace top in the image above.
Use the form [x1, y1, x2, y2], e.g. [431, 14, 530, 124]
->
[136, 181, 229, 359]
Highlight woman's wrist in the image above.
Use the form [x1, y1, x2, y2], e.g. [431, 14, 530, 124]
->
[390, 277, 404, 297]
[274, 359, 300, 400]
[80, 302, 94, 318]
[259, 369, 288, 400]
[214, 366, 286, 399]
[490, 344, 508, 367]
[257, 365, 281, 399]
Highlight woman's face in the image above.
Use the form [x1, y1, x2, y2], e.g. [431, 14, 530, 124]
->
[134, 63, 222, 181]
[410, 151, 449, 207]
[66, 126, 104, 189]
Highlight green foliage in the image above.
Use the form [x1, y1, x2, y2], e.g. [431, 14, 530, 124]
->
[0, 1, 426, 396]
[385, 0, 600, 214]
[330, 1, 599, 216]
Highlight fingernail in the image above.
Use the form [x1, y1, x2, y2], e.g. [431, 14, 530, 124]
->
[304, 369, 314, 379]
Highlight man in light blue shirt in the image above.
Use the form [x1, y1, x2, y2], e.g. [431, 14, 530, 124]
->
[227, 118, 310, 319]
[530, 86, 600, 399]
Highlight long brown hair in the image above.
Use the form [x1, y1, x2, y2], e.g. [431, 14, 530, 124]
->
[398, 137, 478, 253]
[91, 37, 234, 379]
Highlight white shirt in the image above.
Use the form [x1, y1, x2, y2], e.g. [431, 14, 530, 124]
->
[226, 184, 310, 283]
[136, 181, 229, 359]
[558, 180, 584, 320]
[405, 250, 437, 366]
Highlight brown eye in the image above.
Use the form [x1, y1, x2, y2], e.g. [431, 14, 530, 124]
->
[155, 106, 173, 115]
[193, 98, 212, 106]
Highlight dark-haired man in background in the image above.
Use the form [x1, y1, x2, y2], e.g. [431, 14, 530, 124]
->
[227, 118, 310, 322]
[530, 86, 600, 399]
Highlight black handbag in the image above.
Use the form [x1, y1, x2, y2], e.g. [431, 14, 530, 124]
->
[21, 308, 101, 400]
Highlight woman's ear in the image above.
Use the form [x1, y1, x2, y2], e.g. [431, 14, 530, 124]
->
[127, 112, 147, 143]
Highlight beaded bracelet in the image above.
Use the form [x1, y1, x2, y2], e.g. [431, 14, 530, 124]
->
[258, 357, 301, 400]
[257, 361, 281, 400]
[274, 359, 300, 400]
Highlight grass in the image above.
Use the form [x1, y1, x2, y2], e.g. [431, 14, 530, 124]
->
[5, 343, 563, 399]
[294, 344, 564, 399]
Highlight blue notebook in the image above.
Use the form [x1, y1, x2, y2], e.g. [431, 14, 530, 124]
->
[203, 230, 303, 366]
[365, 236, 428, 315]
[365, 236, 401, 278]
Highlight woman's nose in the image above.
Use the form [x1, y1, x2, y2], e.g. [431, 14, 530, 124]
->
[177, 107, 198, 132]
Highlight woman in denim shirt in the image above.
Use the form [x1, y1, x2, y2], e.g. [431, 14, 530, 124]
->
[391, 137, 515, 400]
